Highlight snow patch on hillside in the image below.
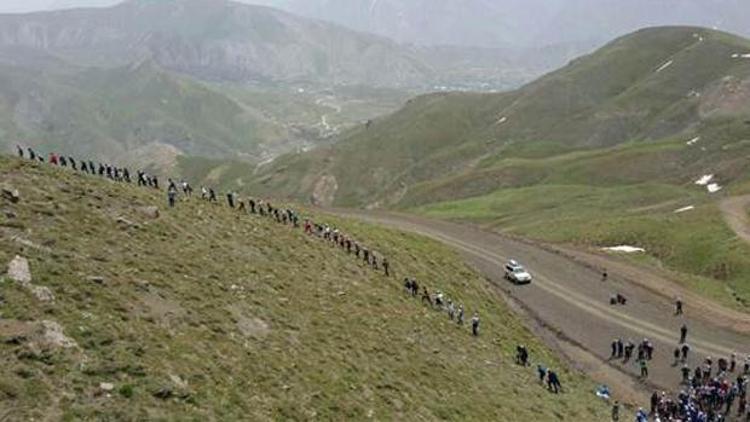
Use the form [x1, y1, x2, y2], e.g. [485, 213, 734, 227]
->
[695, 174, 714, 186]
[656, 60, 674, 73]
[602, 246, 646, 253]
[674, 205, 695, 214]
[707, 183, 722, 193]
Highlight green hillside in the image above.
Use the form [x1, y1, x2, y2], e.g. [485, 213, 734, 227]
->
[250, 27, 750, 207]
[0, 155, 608, 420]
[247, 27, 750, 308]
[0, 54, 286, 165]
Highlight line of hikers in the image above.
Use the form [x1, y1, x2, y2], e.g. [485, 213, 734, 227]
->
[16, 146, 574, 402]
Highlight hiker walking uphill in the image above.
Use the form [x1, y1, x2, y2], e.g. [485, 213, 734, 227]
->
[471, 312, 480, 336]
[10, 146, 491, 350]
[611, 401, 620, 421]
[547, 370, 561, 394]
[167, 186, 177, 208]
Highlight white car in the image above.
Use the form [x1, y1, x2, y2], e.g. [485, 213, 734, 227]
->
[505, 260, 532, 284]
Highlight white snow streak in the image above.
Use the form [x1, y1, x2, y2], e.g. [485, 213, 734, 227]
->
[602, 246, 646, 253]
[695, 174, 714, 186]
[674, 206, 695, 214]
[656, 60, 674, 73]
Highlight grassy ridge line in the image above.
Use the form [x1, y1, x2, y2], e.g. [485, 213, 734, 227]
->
[0, 156, 608, 420]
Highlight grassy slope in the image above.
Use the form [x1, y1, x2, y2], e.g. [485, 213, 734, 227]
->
[0, 58, 283, 163]
[0, 156, 607, 420]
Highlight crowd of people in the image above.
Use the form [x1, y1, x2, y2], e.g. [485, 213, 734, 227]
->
[603, 283, 749, 420]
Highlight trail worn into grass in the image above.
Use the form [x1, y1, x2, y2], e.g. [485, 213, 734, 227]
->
[720, 194, 750, 244]
[332, 210, 750, 399]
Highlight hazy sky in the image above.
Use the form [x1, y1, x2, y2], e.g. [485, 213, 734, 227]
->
[0, 0, 253, 13]
[0, 0, 120, 13]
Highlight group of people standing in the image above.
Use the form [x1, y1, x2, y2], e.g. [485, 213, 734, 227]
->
[602, 278, 749, 421]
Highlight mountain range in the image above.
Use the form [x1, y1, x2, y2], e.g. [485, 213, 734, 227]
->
[0, 0, 434, 87]
[249, 27, 750, 208]
[258, 0, 750, 49]
[0, 0, 568, 167]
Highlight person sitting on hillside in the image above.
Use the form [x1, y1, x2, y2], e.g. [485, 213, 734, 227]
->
[609, 293, 627, 305]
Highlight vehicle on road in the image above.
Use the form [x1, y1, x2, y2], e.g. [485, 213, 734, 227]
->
[505, 260, 532, 284]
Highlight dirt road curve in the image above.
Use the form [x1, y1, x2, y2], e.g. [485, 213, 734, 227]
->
[333, 210, 750, 404]
[721, 195, 750, 244]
